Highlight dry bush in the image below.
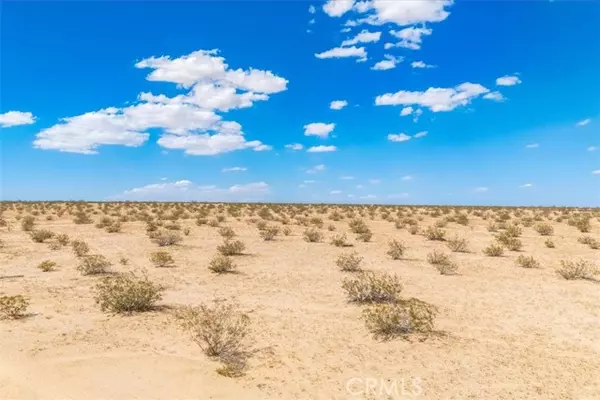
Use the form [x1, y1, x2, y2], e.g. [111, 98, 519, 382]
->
[446, 236, 469, 252]
[218, 227, 236, 240]
[0, 295, 29, 319]
[71, 239, 90, 257]
[21, 215, 35, 231]
[77, 254, 111, 275]
[150, 251, 175, 268]
[556, 259, 598, 281]
[516, 255, 540, 269]
[217, 239, 246, 256]
[545, 238, 555, 248]
[56, 233, 69, 246]
[356, 230, 373, 242]
[386, 239, 406, 260]
[336, 251, 363, 272]
[38, 260, 57, 272]
[362, 298, 438, 339]
[208, 255, 237, 274]
[330, 233, 348, 247]
[342, 272, 403, 303]
[152, 232, 182, 247]
[259, 226, 279, 241]
[29, 229, 54, 243]
[303, 228, 323, 243]
[94, 271, 163, 313]
[424, 226, 446, 241]
[534, 223, 554, 236]
[483, 243, 504, 257]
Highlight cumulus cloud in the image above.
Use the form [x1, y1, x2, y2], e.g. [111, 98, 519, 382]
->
[35, 49, 287, 155]
[304, 122, 335, 138]
[411, 60, 435, 68]
[341, 29, 381, 46]
[330, 100, 348, 110]
[307, 164, 326, 173]
[323, 0, 355, 17]
[389, 27, 432, 50]
[307, 145, 337, 152]
[376, 82, 490, 112]
[315, 46, 367, 61]
[285, 143, 304, 150]
[222, 167, 247, 172]
[371, 54, 403, 70]
[576, 118, 591, 127]
[0, 111, 36, 128]
[496, 75, 522, 86]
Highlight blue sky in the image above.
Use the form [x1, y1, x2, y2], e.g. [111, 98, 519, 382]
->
[1, 0, 598, 206]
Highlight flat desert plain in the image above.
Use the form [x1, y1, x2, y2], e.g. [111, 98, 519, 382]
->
[1, 202, 599, 400]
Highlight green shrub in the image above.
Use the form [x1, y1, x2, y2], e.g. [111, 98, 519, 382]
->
[95, 271, 163, 313]
[342, 272, 403, 303]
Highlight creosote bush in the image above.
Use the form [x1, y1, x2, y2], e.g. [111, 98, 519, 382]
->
[447, 236, 469, 252]
[556, 259, 598, 281]
[77, 254, 111, 275]
[150, 251, 175, 268]
[342, 272, 403, 303]
[386, 239, 406, 260]
[208, 254, 237, 274]
[483, 243, 504, 257]
[0, 295, 29, 319]
[303, 228, 323, 243]
[362, 298, 438, 339]
[95, 271, 163, 313]
[515, 255, 540, 269]
[38, 260, 57, 272]
[217, 239, 245, 256]
[336, 251, 363, 272]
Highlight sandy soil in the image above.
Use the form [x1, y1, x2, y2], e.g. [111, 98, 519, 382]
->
[1, 205, 599, 400]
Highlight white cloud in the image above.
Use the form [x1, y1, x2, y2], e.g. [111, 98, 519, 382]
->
[520, 183, 533, 188]
[341, 29, 381, 46]
[588, 146, 597, 151]
[222, 167, 247, 172]
[111, 180, 269, 201]
[576, 118, 591, 127]
[307, 164, 326, 173]
[474, 187, 489, 192]
[413, 131, 428, 138]
[330, 100, 349, 110]
[411, 60, 435, 68]
[307, 145, 337, 152]
[308, 4, 316, 13]
[376, 82, 490, 112]
[525, 143, 539, 149]
[496, 75, 522, 86]
[401, 175, 413, 181]
[371, 54, 403, 70]
[483, 91, 505, 102]
[315, 46, 367, 61]
[388, 133, 411, 142]
[285, 143, 304, 150]
[0, 111, 36, 128]
[400, 106, 413, 116]
[389, 27, 432, 50]
[323, 0, 355, 17]
[592, 170, 600, 175]
[330, 190, 343, 195]
[304, 122, 335, 138]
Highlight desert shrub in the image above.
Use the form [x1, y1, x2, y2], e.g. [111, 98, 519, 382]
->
[336, 251, 363, 272]
[342, 272, 403, 303]
[386, 239, 406, 260]
[150, 251, 175, 268]
[218, 227, 236, 240]
[556, 259, 598, 280]
[56, 233, 69, 246]
[152, 232, 182, 247]
[259, 226, 279, 241]
[21, 216, 36, 231]
[303, 228, 323, 243]
[282, 227, 292, 236]
[516, 255, 540, 269]
[362, 298, 438, 339]
[545, 238, 555, 248]
[483, 243, 504, 257]
[71, 239, 90, 257]
[38, 260, 57, 272]
[0, 295, 29, 319]
[446, 236, 468, 252]
[208, 254, 237, 274]
[29, 229, 54, 243]
[217, 240, 246, 256]
[534, 223, 554, 236]
[94, 271, 163, 313]
[77, 254, 111, 275]
[424, 226, 446, 241]
[427, 250, 451, 265]
[330, 233, 348, 247]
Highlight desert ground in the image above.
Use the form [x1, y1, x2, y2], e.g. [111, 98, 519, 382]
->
[0, 202, 599, 400]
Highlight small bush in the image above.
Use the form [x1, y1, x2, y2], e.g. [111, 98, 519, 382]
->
[545, 238, 555, 248]
[336, 251, 363, 272]
[534, 223, 554, 236]
[303, 228, 323, 243]
[71, 239, 90, 257]
[342, 272, 403, 303]
[259, 226, 279, 241]
[362, 298, 438, 339]
[77, 254, 111, 275]
[152, 232, 182, 247]
[94, 271, 163, 313]
[386, 239, 406, 260]
[424, 226, 446, 241]
[217, 240, 246, 256]
[218, 227, 236, 240]
[483, 243, 504, 257]
[0, 295, 29, 319]
[21, 216, 36, 231]
[30, 229, 54, 243]
[208, 255, 237, 274]
[516, 255, 540, 269]
[38, 260, 57, 272]
[446, 236, 468, 252]
[556, 259, 598, 280]
[330, 233, 348, 247]
[150, 251, 175, 268]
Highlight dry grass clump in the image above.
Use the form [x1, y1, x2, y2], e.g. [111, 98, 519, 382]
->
[77, 254, 111, 275]
[29, 229, 54, 243]
[336, 251, 363, 272]
[303, 228, 323, 243]
[386, 239, 406, 260]
[483, 243, 504, 257]
[0, 295, 29, 319]
[515, 255, 540, 269]
[218, 227, 236, 240]
[152, 231, 182, 247]
[534, 223, 554, 236]
[342, 272, 403, 303]
[71, 239, 90, 257]
[150, 251, 175, 268]
[21, 215, 36, 231]
[330, 233, 349, 247]
[217, 239, 246, 256]
[424, 226, 446, 241]
[545, 238, 555, 248]
[94, 271, 164, 313]
[556, 259, 598, 281]
[446, 236, 469, 252]
[208, 255, 237, 274]
[38, 260, 58, 272]
[362, 298, 438, 339]
[259, 226, 279, 241]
